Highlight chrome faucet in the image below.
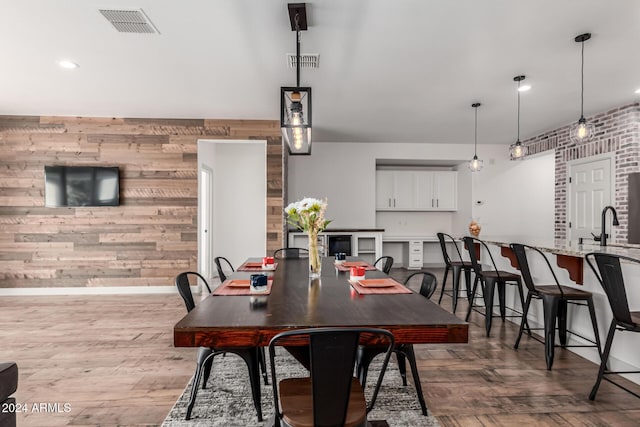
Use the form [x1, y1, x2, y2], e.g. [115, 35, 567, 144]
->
[598, 205, 619, 247]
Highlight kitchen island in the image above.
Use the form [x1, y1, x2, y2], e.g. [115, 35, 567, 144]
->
[475, 236, 640, 387]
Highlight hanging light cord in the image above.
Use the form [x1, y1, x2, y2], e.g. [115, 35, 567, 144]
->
[517, 80, 521, 141]
[474, 106, 478, 156]
[295, 13, 301, 87]
[580, 39, 585, 118]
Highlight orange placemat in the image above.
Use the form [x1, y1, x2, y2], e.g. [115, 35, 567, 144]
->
[335, 262, 377, 272]
[213, 279, 274, 295]
[237, 262, 278, 272]
[348, 278, 412, 295]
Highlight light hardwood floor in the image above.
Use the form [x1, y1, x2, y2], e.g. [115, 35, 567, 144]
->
[1, 268, 639, 426]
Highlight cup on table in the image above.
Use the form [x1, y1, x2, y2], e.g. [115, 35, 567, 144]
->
[250, 274, 268, 293]
[350, 266, 366, 281]
[262, 256, 275, 269]
[335, 252, 347, 265]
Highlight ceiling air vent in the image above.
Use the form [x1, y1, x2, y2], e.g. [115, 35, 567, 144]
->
[99, 9, 159, 34]
[287, 53, 319, 69]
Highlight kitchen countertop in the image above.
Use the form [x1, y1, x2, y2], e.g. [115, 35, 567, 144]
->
[382, 235, 439, 242]
[480, 236, 640, 259]
[288, 228, 385, 233]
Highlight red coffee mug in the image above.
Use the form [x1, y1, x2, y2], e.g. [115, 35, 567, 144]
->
[350, 266, 365, 277]
[262, 256, 274, 265]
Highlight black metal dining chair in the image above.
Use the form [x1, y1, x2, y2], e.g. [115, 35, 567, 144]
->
[585, 252, 640, 400]
[214, 256, 234, 282]
[269, 327, 394, 427]
[436, 232, 472, 313]
[464, 236, 528, 337]
[373, 256, 394, 274]
[175, 272, 265, 421]
[355, 271, 438, 416]
[510, 244, 601, 370]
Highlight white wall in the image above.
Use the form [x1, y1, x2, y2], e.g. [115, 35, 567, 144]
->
[288, 142, 497, 230]
[473, 151, 555, 240]
[199, 140, 266, 270]
[289, 141, 553, 238]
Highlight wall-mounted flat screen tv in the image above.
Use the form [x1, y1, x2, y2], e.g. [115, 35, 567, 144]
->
[44, 166, 120, 207]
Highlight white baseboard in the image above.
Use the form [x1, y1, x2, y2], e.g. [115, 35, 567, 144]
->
[0, 285, 200, 296]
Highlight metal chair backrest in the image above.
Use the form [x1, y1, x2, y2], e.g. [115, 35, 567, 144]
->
[463, 236, 505, 280]
[510, 243, 564, 295]
[437, 232, 467, 266]
[175, 271, 211, 313]
[585, 252, 637, 328]
[374, 256, 394, 274]
[268, 327, 394, 427]
[273, 247, 309, 259]
[405, 271, 438, 299]
[214, 257, 234, 282]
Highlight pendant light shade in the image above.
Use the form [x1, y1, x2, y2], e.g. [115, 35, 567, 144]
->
[510, 75, 527, 160]
[469, 103, 483, 172]
[281, 87, 312, 154]
[281, 3, 312, 155]
[570, 33, 595, 144]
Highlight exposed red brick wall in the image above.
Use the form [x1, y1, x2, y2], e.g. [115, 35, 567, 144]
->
[520, 103, 640, 242]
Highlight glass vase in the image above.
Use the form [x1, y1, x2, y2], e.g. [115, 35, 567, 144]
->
[308, 233, 322, 278]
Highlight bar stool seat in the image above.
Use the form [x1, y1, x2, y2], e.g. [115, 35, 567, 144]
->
[510, 244, 602, 371]
[463, 237, 528, 337]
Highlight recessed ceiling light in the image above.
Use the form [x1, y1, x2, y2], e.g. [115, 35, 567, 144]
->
[635, 88, 640, 94]
[58, 60, 79, 69]
[518, 84, 531, 92]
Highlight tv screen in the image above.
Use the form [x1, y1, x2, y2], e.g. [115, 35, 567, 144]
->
[44, 166, 120, 207]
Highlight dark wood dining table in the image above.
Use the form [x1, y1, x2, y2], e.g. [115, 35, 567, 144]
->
[174, 256, 468, 349]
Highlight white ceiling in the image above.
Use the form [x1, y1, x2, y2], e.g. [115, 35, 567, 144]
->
[2, 0, 640, 145]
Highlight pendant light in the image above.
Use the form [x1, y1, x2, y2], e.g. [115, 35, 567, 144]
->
[281, 3, 312, 155]
[510, 75, 527, 160]
[569, 33, 595, 144]
[469, 103, 483, 172]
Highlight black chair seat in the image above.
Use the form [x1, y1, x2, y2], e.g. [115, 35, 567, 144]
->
[534, 285, 595, 299]
[279, 377, 367, 427]
[480, 270, 520, 281]
[449, 260, 469, 268]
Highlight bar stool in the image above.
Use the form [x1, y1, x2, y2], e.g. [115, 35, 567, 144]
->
[585, 252, 640, 400]
[510, 244, 602, 370]
[436, 232, 472, 313]
[464, 236, 528, 337]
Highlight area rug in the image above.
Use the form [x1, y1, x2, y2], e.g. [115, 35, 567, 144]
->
[163, 349, 441, 427]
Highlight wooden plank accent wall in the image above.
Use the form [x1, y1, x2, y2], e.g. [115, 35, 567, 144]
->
[0, 116, 285, 288]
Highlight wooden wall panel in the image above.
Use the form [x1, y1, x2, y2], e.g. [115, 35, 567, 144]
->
[0, 116, 285, 289]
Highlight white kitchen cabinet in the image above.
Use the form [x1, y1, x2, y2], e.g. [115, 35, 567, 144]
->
[432, 171, 457, 210]
[376, 170, 457, 211]
[403, 240, 424, 269]
[375, 170, 414, 209]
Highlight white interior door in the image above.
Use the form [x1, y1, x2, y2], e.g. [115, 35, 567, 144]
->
[198, 166, 213, 280]
[199, 140, 266, 270]
[569, 156, 612, 241]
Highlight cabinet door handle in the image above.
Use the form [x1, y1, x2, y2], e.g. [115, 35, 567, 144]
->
[388, 198, 391, 207]
[393, 198, 396, 207]
[431, 199, 434, 207]
[437, 199, 439, 208]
